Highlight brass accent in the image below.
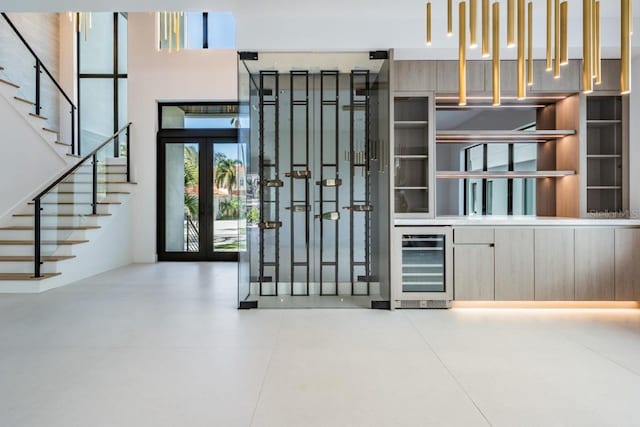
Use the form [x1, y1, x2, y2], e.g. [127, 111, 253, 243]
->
[554, 0, 560, 78]
[258, 221, 282, 230]
[164, 11, 168, 40]
[459, 1, 467, 106]
[508, 0, 515, 47]
[176, 12, 180, 52]
[426, 1, 432, 45]
[316, 178, 342, 187]
[448, 0, 453, 36]
[528, 1, 533, 86]
[261, 179, 284, 188]
[546, 0, 553, 70]
[285, 205, 310, 212]
[594, 1, 601, 84]
[482, 0, 490, 57]
[583, 0, 593, 93]
[285, 170, 311, 179]
[342, 205, 373, 212]
[621, 0, 631, 94]
[517, 0, 526, 99]
[470, 0, 478, 48]
[560, 1, 568, 65]
[493, 2, 501, 106]
[315, 212, 340, 221]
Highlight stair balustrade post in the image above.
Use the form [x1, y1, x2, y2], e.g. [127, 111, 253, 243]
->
[34, 59, 41, 116]
[33, 198, 41, 278]
[126, 124, 131, 183]
[92, 154, 98, 215]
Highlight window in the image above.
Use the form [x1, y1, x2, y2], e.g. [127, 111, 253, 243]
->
[78, 12, 127, 155]
[158, 12, 235, 50]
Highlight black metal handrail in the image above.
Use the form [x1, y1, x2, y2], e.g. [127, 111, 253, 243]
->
[1, 12, 77, 152]
[32, 123, 132, 277]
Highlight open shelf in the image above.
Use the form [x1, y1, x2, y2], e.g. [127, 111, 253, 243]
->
[436, 170, 575, 179]
[395, 121, 428, 128]
[436, 130, 576, 143]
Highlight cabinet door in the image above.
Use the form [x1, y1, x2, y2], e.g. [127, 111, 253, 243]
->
[594, 60, 621, 92]
[437, 61, 485, 93]
[614, 228, 640, 301]
[484, 60, 517, 94]
[575, 228, 615, 300]
[454, 245, 494, 300]
[393, 61, 437, 91]
[529, 60, 580, 93]
[494, 228, 534, 300]
[534, 228, 575, 300]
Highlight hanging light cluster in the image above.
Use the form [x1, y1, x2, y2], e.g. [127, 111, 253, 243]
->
[424, 0, 633, 105]
[68, 12, 92, 41]
[156, 12, 188, 52]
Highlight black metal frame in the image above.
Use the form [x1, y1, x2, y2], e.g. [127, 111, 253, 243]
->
[77, 12, 128, 157]
[32, 123, 132, 277]
[1, 13, 77, 154]
[157, 128, 239, 262]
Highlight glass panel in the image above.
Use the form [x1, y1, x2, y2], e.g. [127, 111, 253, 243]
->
[165, 143, 199, 252]
[118, 79, 128, 155]
[79, 12, 114, 74]
[208, 12, 236, 49]
[117, 13, 127, 73]
[80, 78, 114, 153]
[160, 104, 239, 129]
[401, 234, 445, 292]
[213, 143, 245, 252]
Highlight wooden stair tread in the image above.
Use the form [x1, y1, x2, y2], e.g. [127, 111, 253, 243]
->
[0, 273, 60, 281]
[13, 213, 111, 217]
[29, 113, 48, 120]
[0, 255, 75, 262]
[14, 96, 35, 105]
[27, 201, 122, 205]
[52, 191, 130, 194]
[55, 141, 71, 147]
[66, 153, 81, 158]
[0, 226, 100, 230]
[42, 127, 58, 134]
[0, 240, 89, 245]
[0, 77, 19, 88]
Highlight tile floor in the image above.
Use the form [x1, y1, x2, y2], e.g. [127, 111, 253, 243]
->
[1, 262, 639, 426]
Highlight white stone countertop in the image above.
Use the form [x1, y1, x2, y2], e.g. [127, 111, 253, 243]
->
[394, 216, 640, 227]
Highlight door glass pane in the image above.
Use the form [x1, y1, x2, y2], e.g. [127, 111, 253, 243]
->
[213, 143, 245, 252]
[165, 143, 199, 252]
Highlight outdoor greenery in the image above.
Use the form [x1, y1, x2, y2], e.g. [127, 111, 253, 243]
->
[184, 146, 199, 219]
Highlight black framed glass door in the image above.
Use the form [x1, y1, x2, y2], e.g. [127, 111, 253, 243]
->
[158, 130, 241, 261]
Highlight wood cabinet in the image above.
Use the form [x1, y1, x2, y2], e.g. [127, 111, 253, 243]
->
[529, 60, 580, 93]
[614, 228, 640, 301]
[494, 228, 535, 301]
[437, 61, 485, 93]
[393, 61, 437, 92]
[454, 244, 495, 300]
[574, 228, 615, 300]
[534, 228, 575, 300]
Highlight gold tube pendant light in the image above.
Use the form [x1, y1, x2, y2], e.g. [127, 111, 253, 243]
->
[594, 1, 601, 84]
[554, 0, 560, 78]
[460, 1, 468, 106]
[508, 0, 516, 47]
[470, 0, 478, 48]
[169, 12, 173, 53]
[621, 0, 631, 94]
[176, 12, 181, 52]
[517, 0, 526, 99]
[528, 1, 533, 86]
[546, 0, 553, 70]
[426, 1, 432, 46]
[156, 13, 161, 51]
[493, 2, 501, 105]
[448, 0, 453, 36]
[560, 2, 568, 65]
[482, 0, 490, 57]
[164, 11, 168, 41]
[583, 0, 593, 93]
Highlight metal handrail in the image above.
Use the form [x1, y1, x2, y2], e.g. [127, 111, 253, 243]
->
[32, 123, 132, 277]
[1, 12, 77, 152]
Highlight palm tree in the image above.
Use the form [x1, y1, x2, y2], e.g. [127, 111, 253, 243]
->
[215, 158, 241, 194]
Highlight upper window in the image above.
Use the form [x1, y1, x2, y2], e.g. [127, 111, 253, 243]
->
[158, 12, 235, 50]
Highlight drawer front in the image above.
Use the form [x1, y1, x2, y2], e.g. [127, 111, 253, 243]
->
[454, 227, 494, 244]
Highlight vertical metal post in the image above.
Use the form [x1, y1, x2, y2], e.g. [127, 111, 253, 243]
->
[70, 107, 76, 155]
[34, 59, 41, 116]
[126, 124, 131, 182]
[33, 198, 41, 278]
[92, 154, 98, 215]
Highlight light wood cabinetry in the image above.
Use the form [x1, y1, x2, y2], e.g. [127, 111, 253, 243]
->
[534, 228, 575, 301]
[454, 227, 494, 244]
[529, 60, 581, 93]
[574, 228, 615, 300]
[454, 244, 495, 300]
[437, 61, 485, 93]
[494, 228, 535, 301]
[393, 61, 437, 92]
[614, 228, 640, 301]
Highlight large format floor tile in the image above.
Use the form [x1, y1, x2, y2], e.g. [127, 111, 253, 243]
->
[0, 262, 639, 426]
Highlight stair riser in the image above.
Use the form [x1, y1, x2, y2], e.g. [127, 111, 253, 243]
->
[55, 182, 132, 192]
[62, 174, 128, 184]
[10, 216, 102, 228]
[42, 194, 124, 204]
[0, 245, 75, 257]
[0, 262, 60, 274]
[0, 229, 88, 241]
[15, 204, 113, 216]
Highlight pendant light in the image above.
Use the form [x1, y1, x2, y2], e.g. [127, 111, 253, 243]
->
[459, 1, 467, 106]
[492, 1, 501, 106]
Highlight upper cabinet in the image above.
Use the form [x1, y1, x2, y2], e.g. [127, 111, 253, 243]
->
[437, 61, 485, 93]
[393, 61, 437, 92]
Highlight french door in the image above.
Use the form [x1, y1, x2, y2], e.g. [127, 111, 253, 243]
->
[158, 130, 243, 261]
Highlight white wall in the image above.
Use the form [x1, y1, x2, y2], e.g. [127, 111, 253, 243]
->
[127, 12, 237, 263]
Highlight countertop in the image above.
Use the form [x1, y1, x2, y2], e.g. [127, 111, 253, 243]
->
[394, 216, 640, 227]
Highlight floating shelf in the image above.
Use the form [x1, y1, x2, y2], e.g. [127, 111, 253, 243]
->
[587, 186, 622, 190]
[395, 186, 428, 190]
[586, 154, 622, 159]
[395, 121, 428, 128]
[395, 155, 428, 159]
[586, 119, 622, 127]
[436, 130, 576, 143]
[436, 170, 575, 179]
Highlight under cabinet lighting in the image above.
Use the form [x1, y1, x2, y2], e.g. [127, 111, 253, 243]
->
[436, 170, 575, 179]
